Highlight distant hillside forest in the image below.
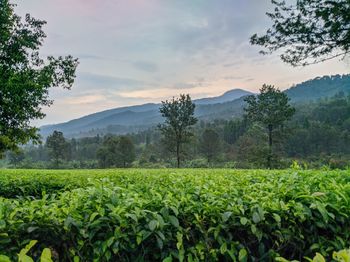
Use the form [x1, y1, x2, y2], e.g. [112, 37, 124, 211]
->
[4, 90, 350, 170]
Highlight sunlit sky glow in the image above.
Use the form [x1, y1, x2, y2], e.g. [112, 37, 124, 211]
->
[15, 0, 349, 125]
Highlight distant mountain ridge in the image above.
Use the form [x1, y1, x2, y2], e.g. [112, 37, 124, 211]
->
[40, 88, 254, 137]
[40, 74, 350, 138]
[195, 89, 253, 105]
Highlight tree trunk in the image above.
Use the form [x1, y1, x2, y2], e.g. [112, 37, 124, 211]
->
[267, 125, 273, 169]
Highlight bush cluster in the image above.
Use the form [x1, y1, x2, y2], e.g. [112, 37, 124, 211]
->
[0, 169, 349, 261]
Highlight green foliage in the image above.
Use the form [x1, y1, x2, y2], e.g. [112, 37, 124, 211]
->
[0, 169, 350, 261]
[199, 129, 221, 164]
[244, 85, 295, 131]
[97, 135, 135, 168]
[251, 0, 350, 66]
[277, 248, 350, 262]
[159, 94, 198, 167]
[0, 240, 53, 262]
[244, 85, 295, 168]
[0, 0, 78, 156]
[45, 131, 70, 168]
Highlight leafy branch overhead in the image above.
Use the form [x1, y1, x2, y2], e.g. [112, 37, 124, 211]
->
[251, 0, 350, 66]
[0, 0, 78, 156]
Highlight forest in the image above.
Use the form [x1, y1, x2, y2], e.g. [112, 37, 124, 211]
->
[4, 88, 350, 170]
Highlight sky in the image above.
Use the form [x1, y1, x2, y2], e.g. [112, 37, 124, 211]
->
[14, 0, 349, 125]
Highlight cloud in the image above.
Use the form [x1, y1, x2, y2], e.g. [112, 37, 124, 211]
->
[223, 76, 246, 80]
[77, 54, 104, 60]
[65, 94, 106, 105]
[16, 0, 350, 125]
[77, 72, 146, 90]
[172, 82, 198, 89]
[132, 61, 158, 73]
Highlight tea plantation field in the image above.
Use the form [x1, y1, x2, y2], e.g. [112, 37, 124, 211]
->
[0, 169, 350, 261]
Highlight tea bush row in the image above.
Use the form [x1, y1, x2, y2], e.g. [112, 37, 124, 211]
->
[0, 169, 349, 261]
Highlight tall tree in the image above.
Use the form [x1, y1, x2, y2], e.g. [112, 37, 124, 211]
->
[46, 131, 69, 167]
[251, 0, 350, 66]
[244, 85, 295, 168]
[199, 129, 221, 164]
[0, 0, 78, 156]
[159, 94, 197, 168]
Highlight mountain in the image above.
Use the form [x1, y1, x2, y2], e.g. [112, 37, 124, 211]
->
[40, 74, 350, 138]
[195, 89, 253, 105]
[285, 74, 350, 102]
[39, 88, 253, 137]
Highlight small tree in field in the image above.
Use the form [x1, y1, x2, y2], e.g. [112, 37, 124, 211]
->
[199, 129, 221, 165]
[118, 136, 136, 168]
[244, 85, 295, 169]
[159, 94, 197, 168]
[46, 131, 69, 168]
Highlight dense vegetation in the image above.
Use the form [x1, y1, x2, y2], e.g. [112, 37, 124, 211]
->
[0, 169, 349, 261]
[5, 92, 350, 169]
[251, 0, 350, 66]
[0, 0, 77, 155]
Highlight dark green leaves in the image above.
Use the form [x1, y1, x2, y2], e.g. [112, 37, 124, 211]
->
[251, 0, 350, 66]
[0, 169, 350, 261]
[158, 94, 198, 167]
[0, 0, 78, 155]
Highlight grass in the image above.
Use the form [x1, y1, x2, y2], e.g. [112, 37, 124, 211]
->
[0, 168, 349, 261]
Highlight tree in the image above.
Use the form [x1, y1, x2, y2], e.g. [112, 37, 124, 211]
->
[46, 131, 70, 167]
[199, 129, 221, 164]
[158, 94, 198, 168]
[97, 136, 118, 168]
[118, 136, 136, 168]
[251, 0, 350, 66]
[244, 85, 295, 169]
[236, 124, 270, 168]
[6, 150, 25, 168]
[97, 136, 135, 168]
[0, 0, 78, 156]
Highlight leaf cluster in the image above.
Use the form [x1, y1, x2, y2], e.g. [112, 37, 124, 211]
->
[251, 0, 350, 66]
[0, 0, 78, 155]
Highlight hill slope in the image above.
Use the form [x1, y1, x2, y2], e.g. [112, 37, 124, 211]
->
[286, 74, 350, 102]
[40, 88, 253, 137]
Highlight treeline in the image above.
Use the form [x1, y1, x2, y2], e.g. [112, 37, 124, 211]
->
[4, 92, 350, 169]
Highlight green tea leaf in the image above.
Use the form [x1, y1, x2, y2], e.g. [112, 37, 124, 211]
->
[239, 248, 247, 262]
[169, 216, 179, 228]
[0, 255, 11, 262]
[240, 217, 248, 225]
[149, 220, 158, 231]
[40, 248, 53, 262]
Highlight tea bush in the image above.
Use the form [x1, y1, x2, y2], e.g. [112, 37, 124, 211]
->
[0, 169, 349, 261]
